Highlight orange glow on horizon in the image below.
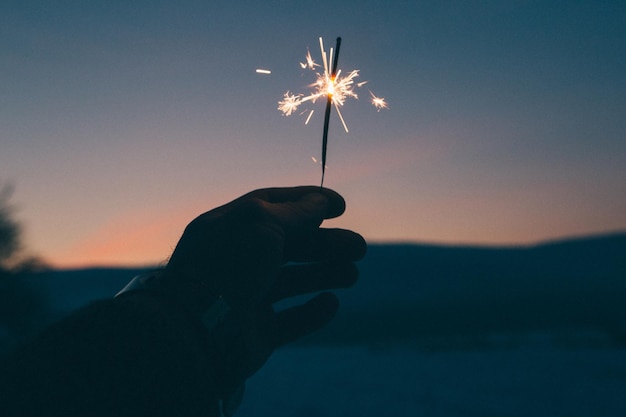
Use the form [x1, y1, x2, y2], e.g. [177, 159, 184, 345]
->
[47, 209, 187, 269]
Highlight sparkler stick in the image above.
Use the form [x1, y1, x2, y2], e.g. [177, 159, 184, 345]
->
[320, 37, 342, 187]
[278, 36, 387, 186]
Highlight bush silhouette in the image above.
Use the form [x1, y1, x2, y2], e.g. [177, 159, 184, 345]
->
[0, 184, 21, 269]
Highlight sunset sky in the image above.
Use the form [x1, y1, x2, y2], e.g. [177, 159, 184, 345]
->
[1, 1, 625, 267]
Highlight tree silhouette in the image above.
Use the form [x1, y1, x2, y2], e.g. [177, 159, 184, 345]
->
[0, 184, 22, 270]
[0, 183, 47, 272]
[0, 183, 49, 352]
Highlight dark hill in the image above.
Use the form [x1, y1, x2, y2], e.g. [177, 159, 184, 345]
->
[306, 233, 626, 348]
[2, 233, 625, 351]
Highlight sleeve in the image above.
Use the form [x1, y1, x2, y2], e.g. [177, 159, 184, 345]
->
[0, 292, 222, 417]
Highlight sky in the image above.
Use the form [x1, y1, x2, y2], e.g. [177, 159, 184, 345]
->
[1, 0, 625, 268]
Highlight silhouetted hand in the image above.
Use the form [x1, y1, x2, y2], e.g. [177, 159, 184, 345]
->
[164, 186, 366, 309]
[161, 186, 366, 412]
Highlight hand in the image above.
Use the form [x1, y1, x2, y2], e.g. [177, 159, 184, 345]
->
[161, 186, 366, 409]
[163, 186, 366, 313]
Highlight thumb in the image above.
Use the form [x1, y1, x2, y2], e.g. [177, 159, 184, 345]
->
[266, 192, 330, 235]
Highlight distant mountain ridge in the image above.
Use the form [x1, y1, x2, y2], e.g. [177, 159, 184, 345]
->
[309, 232, 626, 348]
[2, 232, 625, 351]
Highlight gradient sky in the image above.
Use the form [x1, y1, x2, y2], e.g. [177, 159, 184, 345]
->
[1, 1, 625, 267]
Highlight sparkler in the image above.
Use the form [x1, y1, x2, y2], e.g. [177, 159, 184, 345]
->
[320, 37, 341, 187]
[278, 37, 387, 186]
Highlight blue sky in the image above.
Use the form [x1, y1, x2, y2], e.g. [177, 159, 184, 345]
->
[1, 1, 625, 266]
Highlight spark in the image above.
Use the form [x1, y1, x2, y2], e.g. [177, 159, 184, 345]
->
[300, 49, 319, 70]
[305, 109, 315, 125]
[369, 91, 388, 111]
[278, 91, 303, 116]
[311, 156, 327, 168]
[256, 68, 272, 74]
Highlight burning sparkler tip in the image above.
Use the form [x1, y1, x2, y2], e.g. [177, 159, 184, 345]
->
[277, 36, 388, 185]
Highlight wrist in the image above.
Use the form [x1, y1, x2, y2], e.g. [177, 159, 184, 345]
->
[116, 270, 242, 416]
[115, 270, 231, 332]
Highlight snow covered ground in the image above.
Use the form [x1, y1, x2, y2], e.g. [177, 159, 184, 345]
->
[238, 344, 626, 417]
